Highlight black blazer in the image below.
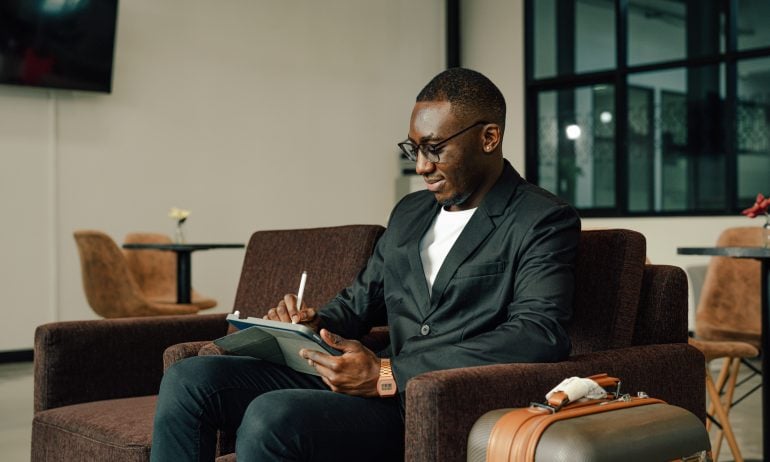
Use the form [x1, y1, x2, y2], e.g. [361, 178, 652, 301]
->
[319, 160, 580, 394]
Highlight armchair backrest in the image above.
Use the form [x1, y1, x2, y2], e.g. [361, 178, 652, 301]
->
[632, 264, 689, 345]
[231, 225, 386, 320]
[568, 229, 647, 355]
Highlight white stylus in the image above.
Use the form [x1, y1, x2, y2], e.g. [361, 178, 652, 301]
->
[294, 271, 307, 324]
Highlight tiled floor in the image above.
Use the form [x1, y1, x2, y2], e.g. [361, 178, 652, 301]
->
[0, 360, 763, 461]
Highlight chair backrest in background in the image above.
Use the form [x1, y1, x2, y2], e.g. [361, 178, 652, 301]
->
[73, 230, 199, 317]
[74, 230, 149, 318]
[695, 226, 761, 349]
[123, 232, 217, 309]
[122, 232, 176, 300]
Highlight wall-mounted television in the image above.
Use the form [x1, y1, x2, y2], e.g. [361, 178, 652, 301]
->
[0, 0, 118, 93]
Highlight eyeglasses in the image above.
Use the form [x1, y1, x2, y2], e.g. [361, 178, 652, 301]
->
[397, 121, 488, 163]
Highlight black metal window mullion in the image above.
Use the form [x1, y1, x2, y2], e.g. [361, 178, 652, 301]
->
[446, 0, 461, 68]
[524, 0, 535, 184]
[615, 0, 629, 216]
[724, 0, 738, 214]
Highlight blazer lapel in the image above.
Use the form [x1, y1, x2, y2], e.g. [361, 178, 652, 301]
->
[427, 210, 494, 312]
[405, 201, 440, 312]
[426, 160, 522, 316]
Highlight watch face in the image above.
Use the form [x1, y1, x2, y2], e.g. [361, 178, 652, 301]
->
[378, 378, 397, 397]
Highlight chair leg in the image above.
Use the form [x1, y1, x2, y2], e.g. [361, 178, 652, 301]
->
[705, 366, 743, 462]
[711, 358, 740, 460]
[714, 358, 742, 459]
[707, 357, 732, 434]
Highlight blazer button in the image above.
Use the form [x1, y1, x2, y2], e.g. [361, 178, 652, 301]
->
[420, 324, 430, 336]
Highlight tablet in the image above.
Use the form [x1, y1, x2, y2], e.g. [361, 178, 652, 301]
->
[214, 313, 340, 376]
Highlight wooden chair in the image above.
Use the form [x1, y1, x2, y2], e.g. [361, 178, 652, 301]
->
[690, 226, 765, 461]
[123, 232, 217, 310]
[73, 230, 200, 317]
[688, 338, 758, 462]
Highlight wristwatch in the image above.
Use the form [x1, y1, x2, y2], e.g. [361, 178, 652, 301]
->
[377, 358, 397, 397]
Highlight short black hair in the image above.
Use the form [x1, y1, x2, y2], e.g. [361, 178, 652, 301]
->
[416, 67, 506, 129]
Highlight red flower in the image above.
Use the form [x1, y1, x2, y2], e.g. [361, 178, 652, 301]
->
[742, 193, 770, 218]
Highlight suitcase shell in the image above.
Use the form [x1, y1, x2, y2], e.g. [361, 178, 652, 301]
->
[468, 397, 711, 462]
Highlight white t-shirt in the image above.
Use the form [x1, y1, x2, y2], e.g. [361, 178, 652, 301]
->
[419, 207, 477, 294]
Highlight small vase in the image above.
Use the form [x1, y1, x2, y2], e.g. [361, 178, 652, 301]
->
[764, 214, 770, 248]
[174, 223, 186, 244]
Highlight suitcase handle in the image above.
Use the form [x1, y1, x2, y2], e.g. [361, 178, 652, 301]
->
[545, 373, 622, 410]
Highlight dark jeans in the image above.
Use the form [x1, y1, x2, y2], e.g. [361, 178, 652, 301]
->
[150, 355, 404, 462]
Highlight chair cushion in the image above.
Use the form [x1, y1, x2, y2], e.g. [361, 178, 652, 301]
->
[32, 396, 156, 462]
[688, 337, 759, 362]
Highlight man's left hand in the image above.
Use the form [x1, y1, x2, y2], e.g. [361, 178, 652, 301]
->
[299, 329, 381, 397]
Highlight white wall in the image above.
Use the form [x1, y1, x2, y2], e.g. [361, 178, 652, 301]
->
[0, 0, 445, 351]
[460, 0, 525, 171]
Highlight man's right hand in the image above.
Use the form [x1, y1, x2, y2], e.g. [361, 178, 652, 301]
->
[264, 293, 320, 331]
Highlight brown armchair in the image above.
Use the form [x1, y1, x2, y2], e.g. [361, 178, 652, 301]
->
[33, 228, 703, 462]
[32, 225, 386, 462]
[403, 230, 704, 461]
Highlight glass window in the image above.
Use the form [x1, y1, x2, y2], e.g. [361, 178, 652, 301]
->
[628, 0, 686, 66]
[737, 57, 770, 202]
[737, 0, 770, 51]
[627, 84, 655, 212]
[628, 65, 726, 213]
[575, 0, 615, 74]
[534, 0, 557, 79]
[534, 0, 615, 79]
[537, 85, 616, 209]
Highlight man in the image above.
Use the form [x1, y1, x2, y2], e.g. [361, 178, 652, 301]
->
[151, 68, 580, 461]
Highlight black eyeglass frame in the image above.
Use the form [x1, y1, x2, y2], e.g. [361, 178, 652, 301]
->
[397, 120, 489, 163]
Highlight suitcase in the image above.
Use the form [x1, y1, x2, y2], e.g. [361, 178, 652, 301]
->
[467, 374, 712, 462]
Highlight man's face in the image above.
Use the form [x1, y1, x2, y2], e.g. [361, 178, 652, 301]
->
[408, 101, 490, 211]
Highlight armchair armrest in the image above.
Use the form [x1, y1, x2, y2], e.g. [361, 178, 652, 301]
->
[403, 343, 704, 462]
[34, 313, 228, 412]
[163, 340, 229, 371]
[163, 341, 212, 371]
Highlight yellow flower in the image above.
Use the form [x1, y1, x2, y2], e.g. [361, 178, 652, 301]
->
[169, 207, 190, 224]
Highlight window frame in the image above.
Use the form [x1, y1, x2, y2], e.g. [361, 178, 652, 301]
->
[524, 0, 770, 217]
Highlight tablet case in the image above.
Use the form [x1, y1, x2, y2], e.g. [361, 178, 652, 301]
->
[214, 314, 340, 376]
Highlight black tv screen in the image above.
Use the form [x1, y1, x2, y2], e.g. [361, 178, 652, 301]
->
[0, 0, 118, 93]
